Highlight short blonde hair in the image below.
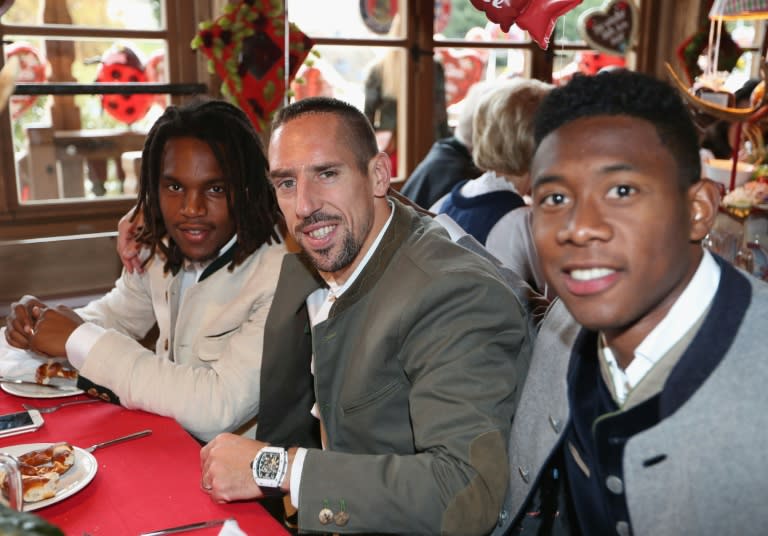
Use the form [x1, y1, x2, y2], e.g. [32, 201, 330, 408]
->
[472, 78, 552, 176]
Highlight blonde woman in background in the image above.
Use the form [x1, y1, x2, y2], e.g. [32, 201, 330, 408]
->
[431, 77, 553, 294]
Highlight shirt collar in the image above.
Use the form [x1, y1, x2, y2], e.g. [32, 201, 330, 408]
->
[602, 250, 721, 397]
[182, 233, 238, 279]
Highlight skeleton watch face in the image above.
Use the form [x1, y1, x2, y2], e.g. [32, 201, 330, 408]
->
[252, 446, 287, 488]
[257, 451, 282, 479]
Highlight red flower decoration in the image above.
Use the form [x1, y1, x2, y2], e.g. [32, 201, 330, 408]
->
[192, 0, 314, 132]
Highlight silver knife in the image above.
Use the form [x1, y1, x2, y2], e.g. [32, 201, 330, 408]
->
[0, 377, 79, 391]
[139, 518, 233, 536]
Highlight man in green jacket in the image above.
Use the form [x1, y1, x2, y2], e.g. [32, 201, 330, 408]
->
[200, 97, 532, 535]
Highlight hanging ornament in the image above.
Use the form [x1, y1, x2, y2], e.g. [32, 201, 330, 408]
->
[6, 41, 47, 120]
[96, 42, 153, 125]
[191, 0, 314, 133]
[578, 0, 637, 55]
[469, 0, 582, 49]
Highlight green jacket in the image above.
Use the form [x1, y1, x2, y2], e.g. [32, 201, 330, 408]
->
[257, 199, 531, 535]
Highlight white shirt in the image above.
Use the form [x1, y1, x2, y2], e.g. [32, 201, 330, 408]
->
[66, 234, 238, 368]
[601, 250, 721, 404]
[290, 201, 395, 506]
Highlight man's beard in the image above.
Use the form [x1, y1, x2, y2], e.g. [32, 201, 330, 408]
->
[301, 226, 363, 273]
[297, 214, 370, 274]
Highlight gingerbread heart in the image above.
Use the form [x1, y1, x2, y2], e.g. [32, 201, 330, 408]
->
[578, 0, 637, 55]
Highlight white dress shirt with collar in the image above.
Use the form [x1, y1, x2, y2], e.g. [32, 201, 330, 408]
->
[290, 201, 395, 506]
[601, 250, 721, 404]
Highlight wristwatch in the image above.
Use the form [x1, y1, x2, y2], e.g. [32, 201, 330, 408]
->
[251, 446, 288, 495]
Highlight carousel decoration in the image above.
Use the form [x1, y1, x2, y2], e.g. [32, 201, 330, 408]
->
[667, 0, 768, 281]
[666, 0, 768, 192]
[191, 0, 314, 133]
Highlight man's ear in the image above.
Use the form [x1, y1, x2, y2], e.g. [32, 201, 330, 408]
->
[370, 152, 391, 197]
[688, 178, 720, 242]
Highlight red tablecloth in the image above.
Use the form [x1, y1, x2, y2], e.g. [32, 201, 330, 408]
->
[0, 391, 288, 536]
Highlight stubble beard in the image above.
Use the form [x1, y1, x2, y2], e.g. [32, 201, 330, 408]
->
[299, 217, 371, 274]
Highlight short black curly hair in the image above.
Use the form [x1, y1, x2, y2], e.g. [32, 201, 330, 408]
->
[533, 70, 701, 188]
[134, 98, 281, 274]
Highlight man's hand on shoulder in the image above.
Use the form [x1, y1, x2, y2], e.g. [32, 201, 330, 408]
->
[4, 295, 46, 350]
[117, 205, 145, 274]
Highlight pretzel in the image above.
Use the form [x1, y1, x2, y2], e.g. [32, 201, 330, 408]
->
[18, 443, 74, 474]
[1, 443, 76, 503]
[35, 362, 78, 385]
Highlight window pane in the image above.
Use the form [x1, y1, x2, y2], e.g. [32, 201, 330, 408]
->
[555, 0, 610, 45]
[290, 44, 403, 171]
[2, 0, 164, 31]
[5, 36, 168, 203]
[287, 0, 402, 39]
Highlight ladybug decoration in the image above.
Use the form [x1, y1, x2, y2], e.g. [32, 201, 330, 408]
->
[6, 41, 47, 120]
[96, 43, 153, 125]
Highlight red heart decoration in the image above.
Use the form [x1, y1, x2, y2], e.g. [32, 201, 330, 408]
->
[6, 42, 47, 120]
[438, 49, 485, 107]
[192, 0, 314, 133]
[470, 0, 531, 33]
[578, 0, 637, 55]
[470, 0, 582, 49]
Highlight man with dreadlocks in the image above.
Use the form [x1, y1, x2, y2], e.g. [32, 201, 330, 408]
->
[4, 99, 285, 443]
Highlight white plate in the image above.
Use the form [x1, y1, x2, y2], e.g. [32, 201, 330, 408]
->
[1, 382, 83, 399]
[0, 442, 97, 511]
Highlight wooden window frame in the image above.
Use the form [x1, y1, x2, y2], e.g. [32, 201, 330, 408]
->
[0, 0, 213, 241]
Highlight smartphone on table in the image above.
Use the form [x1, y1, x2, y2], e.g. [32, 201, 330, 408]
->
[0, 410, 44, 439]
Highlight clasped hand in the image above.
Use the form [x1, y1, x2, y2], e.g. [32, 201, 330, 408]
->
[4, 295, 83, 357]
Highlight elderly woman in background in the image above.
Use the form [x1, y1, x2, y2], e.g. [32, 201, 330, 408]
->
[431, 77, 552, 294]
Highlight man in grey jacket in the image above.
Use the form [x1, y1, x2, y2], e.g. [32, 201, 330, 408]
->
[494, 70, 768, 535]
[201, 97, 532, 535]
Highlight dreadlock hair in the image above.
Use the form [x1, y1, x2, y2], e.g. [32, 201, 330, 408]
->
[272, 97, 379, 174]
[533, 70, 701, 190]
[134, 98, 281, 274]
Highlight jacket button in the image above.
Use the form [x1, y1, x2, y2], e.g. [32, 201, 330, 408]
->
[518, 466, 530, 483]
[318, 507, 334, 525]
[164, 339, 169, 351]
[606, 475, 624, 494]
[548, 415, 562, 433]
[616, 520, 631, 536]
[497, 509, 509, 527]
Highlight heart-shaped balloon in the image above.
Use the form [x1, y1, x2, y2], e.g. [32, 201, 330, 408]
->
[578, 0, 637, 55]
[470, 0, 583, 49]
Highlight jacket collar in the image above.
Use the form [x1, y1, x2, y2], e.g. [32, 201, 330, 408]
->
[568, 255, 752, 417]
